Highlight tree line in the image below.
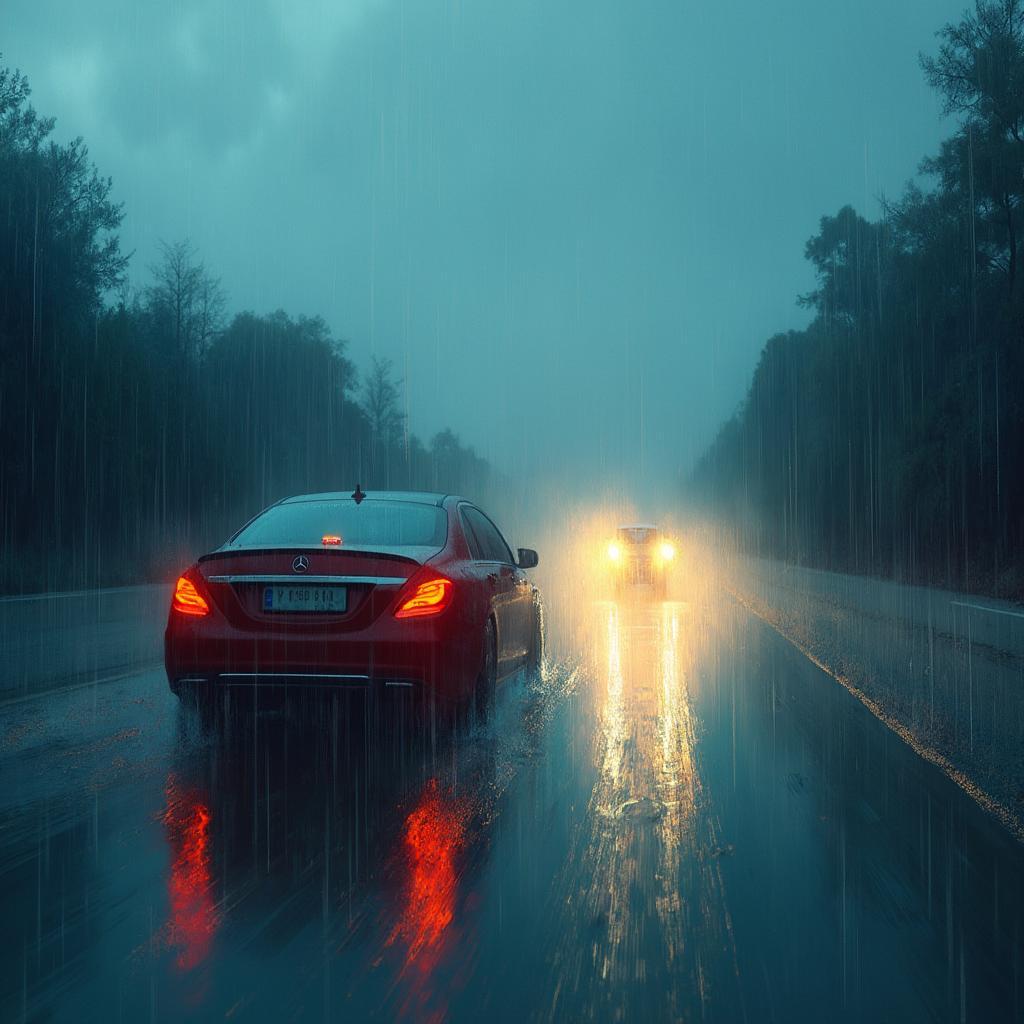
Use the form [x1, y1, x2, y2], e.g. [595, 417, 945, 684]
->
[692, 0, 1024, 598]
[0, 60, 488, 593]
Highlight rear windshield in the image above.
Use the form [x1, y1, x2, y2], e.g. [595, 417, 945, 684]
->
[227, 500, 447, 549]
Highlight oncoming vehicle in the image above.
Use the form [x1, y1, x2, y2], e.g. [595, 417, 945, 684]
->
[165, 489, 542, 717]
[606, 523, 676, 598]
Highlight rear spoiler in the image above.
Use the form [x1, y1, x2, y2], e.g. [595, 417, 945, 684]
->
[198, 545, 436, 567]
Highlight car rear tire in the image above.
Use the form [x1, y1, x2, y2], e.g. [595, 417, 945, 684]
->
[174, 682, 219, 732]
[194, 685, 225, 732]
[473, 617, 497, 722]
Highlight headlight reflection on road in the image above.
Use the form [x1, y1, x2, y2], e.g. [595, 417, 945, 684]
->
[661, 604, 680, 770]
[562, 597, 703, 1001]
[602, 602, 626, 790]
[655, 602, 695, 957]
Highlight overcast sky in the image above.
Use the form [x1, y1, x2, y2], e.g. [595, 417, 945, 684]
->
[7, 0, 964, 493]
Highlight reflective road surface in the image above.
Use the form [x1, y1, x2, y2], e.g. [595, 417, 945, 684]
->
[2, 572, 1023, 1022]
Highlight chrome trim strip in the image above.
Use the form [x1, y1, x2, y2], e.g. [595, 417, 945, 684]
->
[207, 574, 406, 586]
[218, 672, 371, 681]
[384, 680, 415, 688]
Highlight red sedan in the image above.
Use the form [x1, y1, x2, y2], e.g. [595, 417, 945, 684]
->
[165, 489, 542, 714]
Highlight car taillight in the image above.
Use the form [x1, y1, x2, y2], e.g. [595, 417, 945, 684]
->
[173, 575, 210, 616]
[394, 576, 453, 619]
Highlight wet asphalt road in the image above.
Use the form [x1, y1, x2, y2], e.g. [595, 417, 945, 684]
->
[2, 578, 1024, 1023]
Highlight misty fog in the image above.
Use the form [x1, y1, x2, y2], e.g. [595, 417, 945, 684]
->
[6, 3, 1024, 1021]
[6, 0, 961, 486]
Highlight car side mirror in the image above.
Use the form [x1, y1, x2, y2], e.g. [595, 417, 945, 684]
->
[517, 548, 539, 569]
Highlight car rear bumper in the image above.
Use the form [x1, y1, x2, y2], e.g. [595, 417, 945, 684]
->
[165, 615, 478, 702]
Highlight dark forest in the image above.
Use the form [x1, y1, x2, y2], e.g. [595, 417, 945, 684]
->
[693, 0, 1024, 597]
[0, 61, 488, 593]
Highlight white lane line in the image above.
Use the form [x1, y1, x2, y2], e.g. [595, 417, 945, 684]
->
[725, 586, 1024, 844]
[950, 600, 1024, 621]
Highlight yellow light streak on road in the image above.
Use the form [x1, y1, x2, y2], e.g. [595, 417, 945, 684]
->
[539, 590, 740, 1017]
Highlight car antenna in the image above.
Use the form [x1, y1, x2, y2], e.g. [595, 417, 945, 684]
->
[352, 484, 365, 505]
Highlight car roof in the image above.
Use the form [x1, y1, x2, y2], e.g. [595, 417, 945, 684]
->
[279, 490, 453, 507]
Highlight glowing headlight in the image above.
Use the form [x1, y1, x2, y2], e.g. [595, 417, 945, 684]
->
[658, 541, 676, 562]
[607, 542, 622, 562]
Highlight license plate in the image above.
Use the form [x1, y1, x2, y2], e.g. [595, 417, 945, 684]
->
[263, 585, 347, 613]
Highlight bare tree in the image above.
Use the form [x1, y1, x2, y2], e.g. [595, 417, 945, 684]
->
[361, 356, 405, 483]
[147, 240, 225, 363]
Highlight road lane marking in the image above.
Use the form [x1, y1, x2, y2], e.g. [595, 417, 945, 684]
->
[950, 600, 1024, 621]
[725, 586, 1024, 845]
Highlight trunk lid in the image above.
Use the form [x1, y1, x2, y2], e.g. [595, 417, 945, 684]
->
[196, 547, 424, 631]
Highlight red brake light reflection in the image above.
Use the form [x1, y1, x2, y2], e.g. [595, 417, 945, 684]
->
[173, 575, 209, 616]
[322, 534, 342, 546]
[395, 577, 453, 619]
[163, 777, 216, 971]
[387, 778, 467, 970]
